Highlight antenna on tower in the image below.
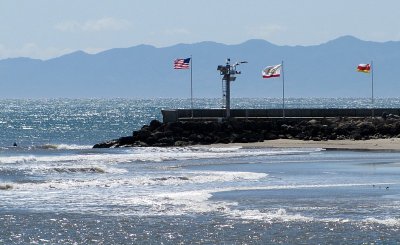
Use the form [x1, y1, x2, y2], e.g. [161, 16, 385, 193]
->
[217, 58, 247, 119]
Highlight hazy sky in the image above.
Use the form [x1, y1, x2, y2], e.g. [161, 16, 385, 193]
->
[1, 0, 399, 59]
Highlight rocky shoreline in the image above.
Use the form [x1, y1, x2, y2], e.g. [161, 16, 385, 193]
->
[93, 115, 400, 148]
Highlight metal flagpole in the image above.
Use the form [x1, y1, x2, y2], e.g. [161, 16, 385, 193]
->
[190, 55, 193, 118]
[371, 60, 374, 117]
[282, 61, 285, 119]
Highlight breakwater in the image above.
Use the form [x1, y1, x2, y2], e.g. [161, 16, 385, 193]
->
[161, 108, 400, 122]
[93, 111, 400, 148]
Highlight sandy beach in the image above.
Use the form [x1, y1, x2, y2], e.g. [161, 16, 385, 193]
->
[214, 138, 400, 151]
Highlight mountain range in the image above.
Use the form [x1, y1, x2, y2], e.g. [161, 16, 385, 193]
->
[1, 35, 399, 98]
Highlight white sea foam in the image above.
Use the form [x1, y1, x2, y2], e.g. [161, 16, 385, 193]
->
[364, 217, 400, 227]
[149, 188, 314, 222]
[10, 170, 267, 191]
[228, 208, 314, 222]
[200, 146, 243, 152]
[4, 170, 400, 223]
[1, 168, 269, 217]
[183, 171, 268, 184]
[0, 155, 37, 164]
[5, 143, 399, 224]
[39, 144, 93, 150]
[124, 146, 322, 163]
[0, 146, 322, 165]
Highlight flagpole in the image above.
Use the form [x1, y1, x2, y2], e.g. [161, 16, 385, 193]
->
[282, 61, 285, 119]
[371, 60, 374, 117]
[190, 55, 193, 118]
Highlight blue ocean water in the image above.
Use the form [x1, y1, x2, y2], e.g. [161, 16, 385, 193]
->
[1, 98, 400, 244]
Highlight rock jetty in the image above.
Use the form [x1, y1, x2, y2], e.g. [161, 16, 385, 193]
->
[93, 115, 400, 148]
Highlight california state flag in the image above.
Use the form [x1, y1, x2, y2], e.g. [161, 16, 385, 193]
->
[262, 64, 282, 78]
[357, 64, 371, 73]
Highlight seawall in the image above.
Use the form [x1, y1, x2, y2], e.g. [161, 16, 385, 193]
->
[162, 108, 399, 123]
[93, 110, 400, 148]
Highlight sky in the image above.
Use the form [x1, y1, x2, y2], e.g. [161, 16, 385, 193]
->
[1, 0, 400, 60]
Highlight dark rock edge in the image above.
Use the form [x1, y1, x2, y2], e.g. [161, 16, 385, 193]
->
[93, 115, 400, 148]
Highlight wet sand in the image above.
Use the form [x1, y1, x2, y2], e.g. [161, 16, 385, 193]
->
[214, 138, 400, 151]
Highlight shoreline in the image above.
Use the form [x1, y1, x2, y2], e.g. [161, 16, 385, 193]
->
[212, 138, 400, 151]
[93, 117, 400, 149]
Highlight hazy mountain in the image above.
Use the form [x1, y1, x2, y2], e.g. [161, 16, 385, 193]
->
[1, 36, 399, 98]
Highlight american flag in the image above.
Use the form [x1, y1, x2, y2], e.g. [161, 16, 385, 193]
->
[174, 58, 191, 69]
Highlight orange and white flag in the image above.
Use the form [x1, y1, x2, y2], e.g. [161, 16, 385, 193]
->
[357, 64, 371, 73]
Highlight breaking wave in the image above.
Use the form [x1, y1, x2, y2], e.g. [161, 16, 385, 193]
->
[0, 146, 322, 165]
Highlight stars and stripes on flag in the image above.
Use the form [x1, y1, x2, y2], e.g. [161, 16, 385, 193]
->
[357, 64, 371, 73]
[174, 58, 191, 69]
[262, 64, 282, 78]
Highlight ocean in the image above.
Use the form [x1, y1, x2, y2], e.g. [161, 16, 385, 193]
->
[1, 98, 400, 244]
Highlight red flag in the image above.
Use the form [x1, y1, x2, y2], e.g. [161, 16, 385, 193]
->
[357, 64, 371, 73]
